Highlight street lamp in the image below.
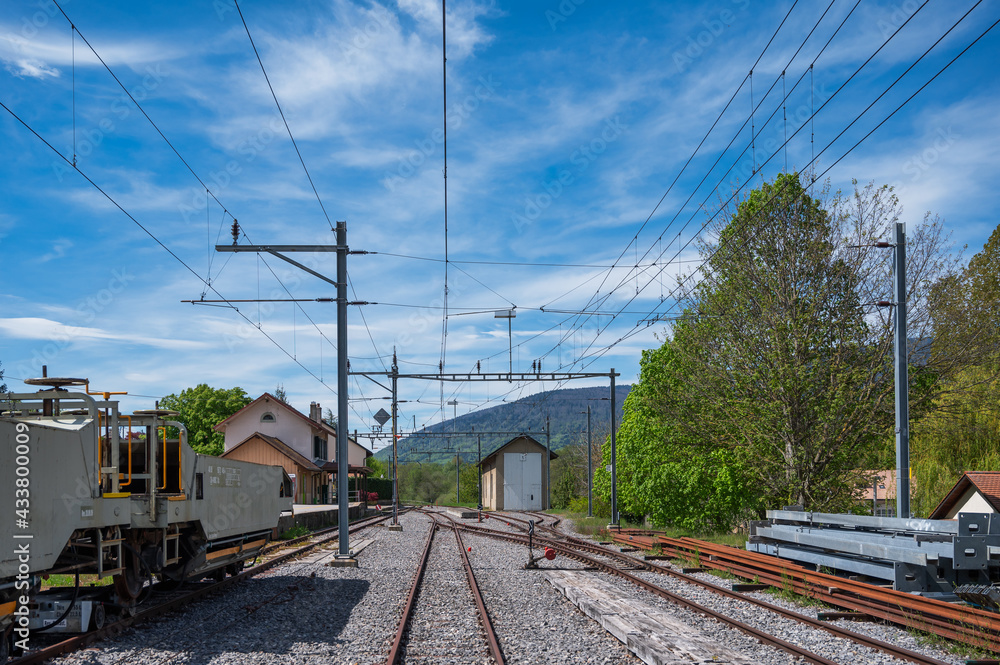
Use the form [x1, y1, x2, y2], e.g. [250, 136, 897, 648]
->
[494, 309, 516, 376]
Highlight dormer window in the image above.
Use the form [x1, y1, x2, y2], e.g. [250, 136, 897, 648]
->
[261, 412, 276, 423]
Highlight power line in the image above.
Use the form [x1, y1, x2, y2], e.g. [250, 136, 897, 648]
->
[233, 0, 335, 232]
[0, 98, 341, 399]
[571, 7, 999, 375]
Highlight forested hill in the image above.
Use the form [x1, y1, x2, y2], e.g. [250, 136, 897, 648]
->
[374, 385, 631, 463]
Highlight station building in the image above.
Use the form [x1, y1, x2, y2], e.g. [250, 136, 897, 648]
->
[215, 393, 371, 504]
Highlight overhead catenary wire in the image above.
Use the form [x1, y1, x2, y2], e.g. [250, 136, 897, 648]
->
[567, 7, 998, 377]
[0, 99, 341, 400]
[49, 0, 340, 367]
[481, 0, 976, 427]
[233, 0, 335, 233]
[534, 0, 902, 370]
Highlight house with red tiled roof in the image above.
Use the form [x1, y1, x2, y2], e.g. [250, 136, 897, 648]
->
[928, 471, 1000, 519]
[859, 470, 899, 517]
[215, 393, 371, 504]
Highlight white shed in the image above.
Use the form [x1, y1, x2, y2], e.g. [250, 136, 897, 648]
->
[480, 435, 557, 511]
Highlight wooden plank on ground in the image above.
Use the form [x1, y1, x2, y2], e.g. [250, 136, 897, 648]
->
[545, 570, 752, 665]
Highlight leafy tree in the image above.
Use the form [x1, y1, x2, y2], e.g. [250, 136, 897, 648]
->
[160, 384, 252, 456]
[274, 384, 289, 405]
[594, 340, 761, 530]
[367, 455, 388, 479]
[909, 223, 1000, 515]
[0, 360, 6, 393]
[398, 461, 451, 504]
[646, 174, 958, 512]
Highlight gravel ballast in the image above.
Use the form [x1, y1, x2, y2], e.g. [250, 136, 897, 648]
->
[40, 510, 980, 665]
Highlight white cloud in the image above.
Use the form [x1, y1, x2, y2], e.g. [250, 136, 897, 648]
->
[0, 317, 207, 351]
[4, 56, 58, 78]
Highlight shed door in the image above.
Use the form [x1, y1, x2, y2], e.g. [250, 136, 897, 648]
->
[503, 452, 542, 510]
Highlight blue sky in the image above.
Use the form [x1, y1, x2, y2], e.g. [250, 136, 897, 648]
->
[2, 0, 998, 453]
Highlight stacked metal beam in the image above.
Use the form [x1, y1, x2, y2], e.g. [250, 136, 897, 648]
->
[747, 510, 1000, 599]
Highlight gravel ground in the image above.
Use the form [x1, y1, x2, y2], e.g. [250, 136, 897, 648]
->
[37, 511, 978, 665]
[49, 513, 432, 665]
[557, 516, 971, 665]
[399, 523, 492, 664]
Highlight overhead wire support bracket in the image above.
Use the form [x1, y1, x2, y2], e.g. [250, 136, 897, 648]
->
[348, 371, 618, 382]
[215, 244, 348, 289]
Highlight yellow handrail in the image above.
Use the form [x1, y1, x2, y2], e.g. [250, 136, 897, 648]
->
[84, 380, 128, 400]
[177, 428, 183, 493]
[119, 415, 133, 487]
[157, 427, 167, 490]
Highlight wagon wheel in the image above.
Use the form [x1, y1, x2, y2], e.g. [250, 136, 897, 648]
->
[113, 547, 147, 606]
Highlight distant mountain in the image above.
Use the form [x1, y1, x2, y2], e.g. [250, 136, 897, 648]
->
[375, 385, 632, 464]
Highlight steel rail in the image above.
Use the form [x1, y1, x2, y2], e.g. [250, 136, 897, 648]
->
[452, 524, 505, 664]
[642, 534, 1000, 653]
[11, 511, 395, 665]
[457, 520, 950, 665]
[384, 521, 437, 665]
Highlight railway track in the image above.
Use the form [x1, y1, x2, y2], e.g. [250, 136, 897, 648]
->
[385, 509, 503, 665]
[9, 510, 398, 665]
[459, 512, 954, 665]
[611, 529, 1000, 655]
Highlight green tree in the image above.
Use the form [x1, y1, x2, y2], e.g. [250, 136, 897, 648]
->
[909, 223, 1000, 515]
[0, 361, 6, 393]
[274, 384, 289, 405]
[398, 462, 451, 504]
[650, 174, 957, 512]
[160, 384, 252, 456]
[594, 340, 761, 530]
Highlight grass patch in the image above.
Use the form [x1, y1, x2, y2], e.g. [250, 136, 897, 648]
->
[41, 574, 114, 590]
[550, 508, 749, 549]
[766, 570, 826, 608]
[279, 525, 310, 540]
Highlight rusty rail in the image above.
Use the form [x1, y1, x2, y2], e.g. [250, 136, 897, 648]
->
[12, 511, 396, 665]
[385, 522, 436, 665]
[452, 524, 505, 664]
[456, 520, 950, 665]
[616, 532, 1000, 654]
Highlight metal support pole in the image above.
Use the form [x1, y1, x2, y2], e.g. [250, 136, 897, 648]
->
[391, 356, 399, 526]
[449, 399, 458, 503]
[545, 415, 551, 510]
[610, 369, 618, 526]
[587, 404, 593, 518]
[477, 432, 482, 510]
[893, 222, 910, 519]
[508, 316, 512, 376]
[335, 221, 351, 558]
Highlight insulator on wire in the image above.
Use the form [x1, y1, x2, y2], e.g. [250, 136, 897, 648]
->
[231, 219, 240, 244]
